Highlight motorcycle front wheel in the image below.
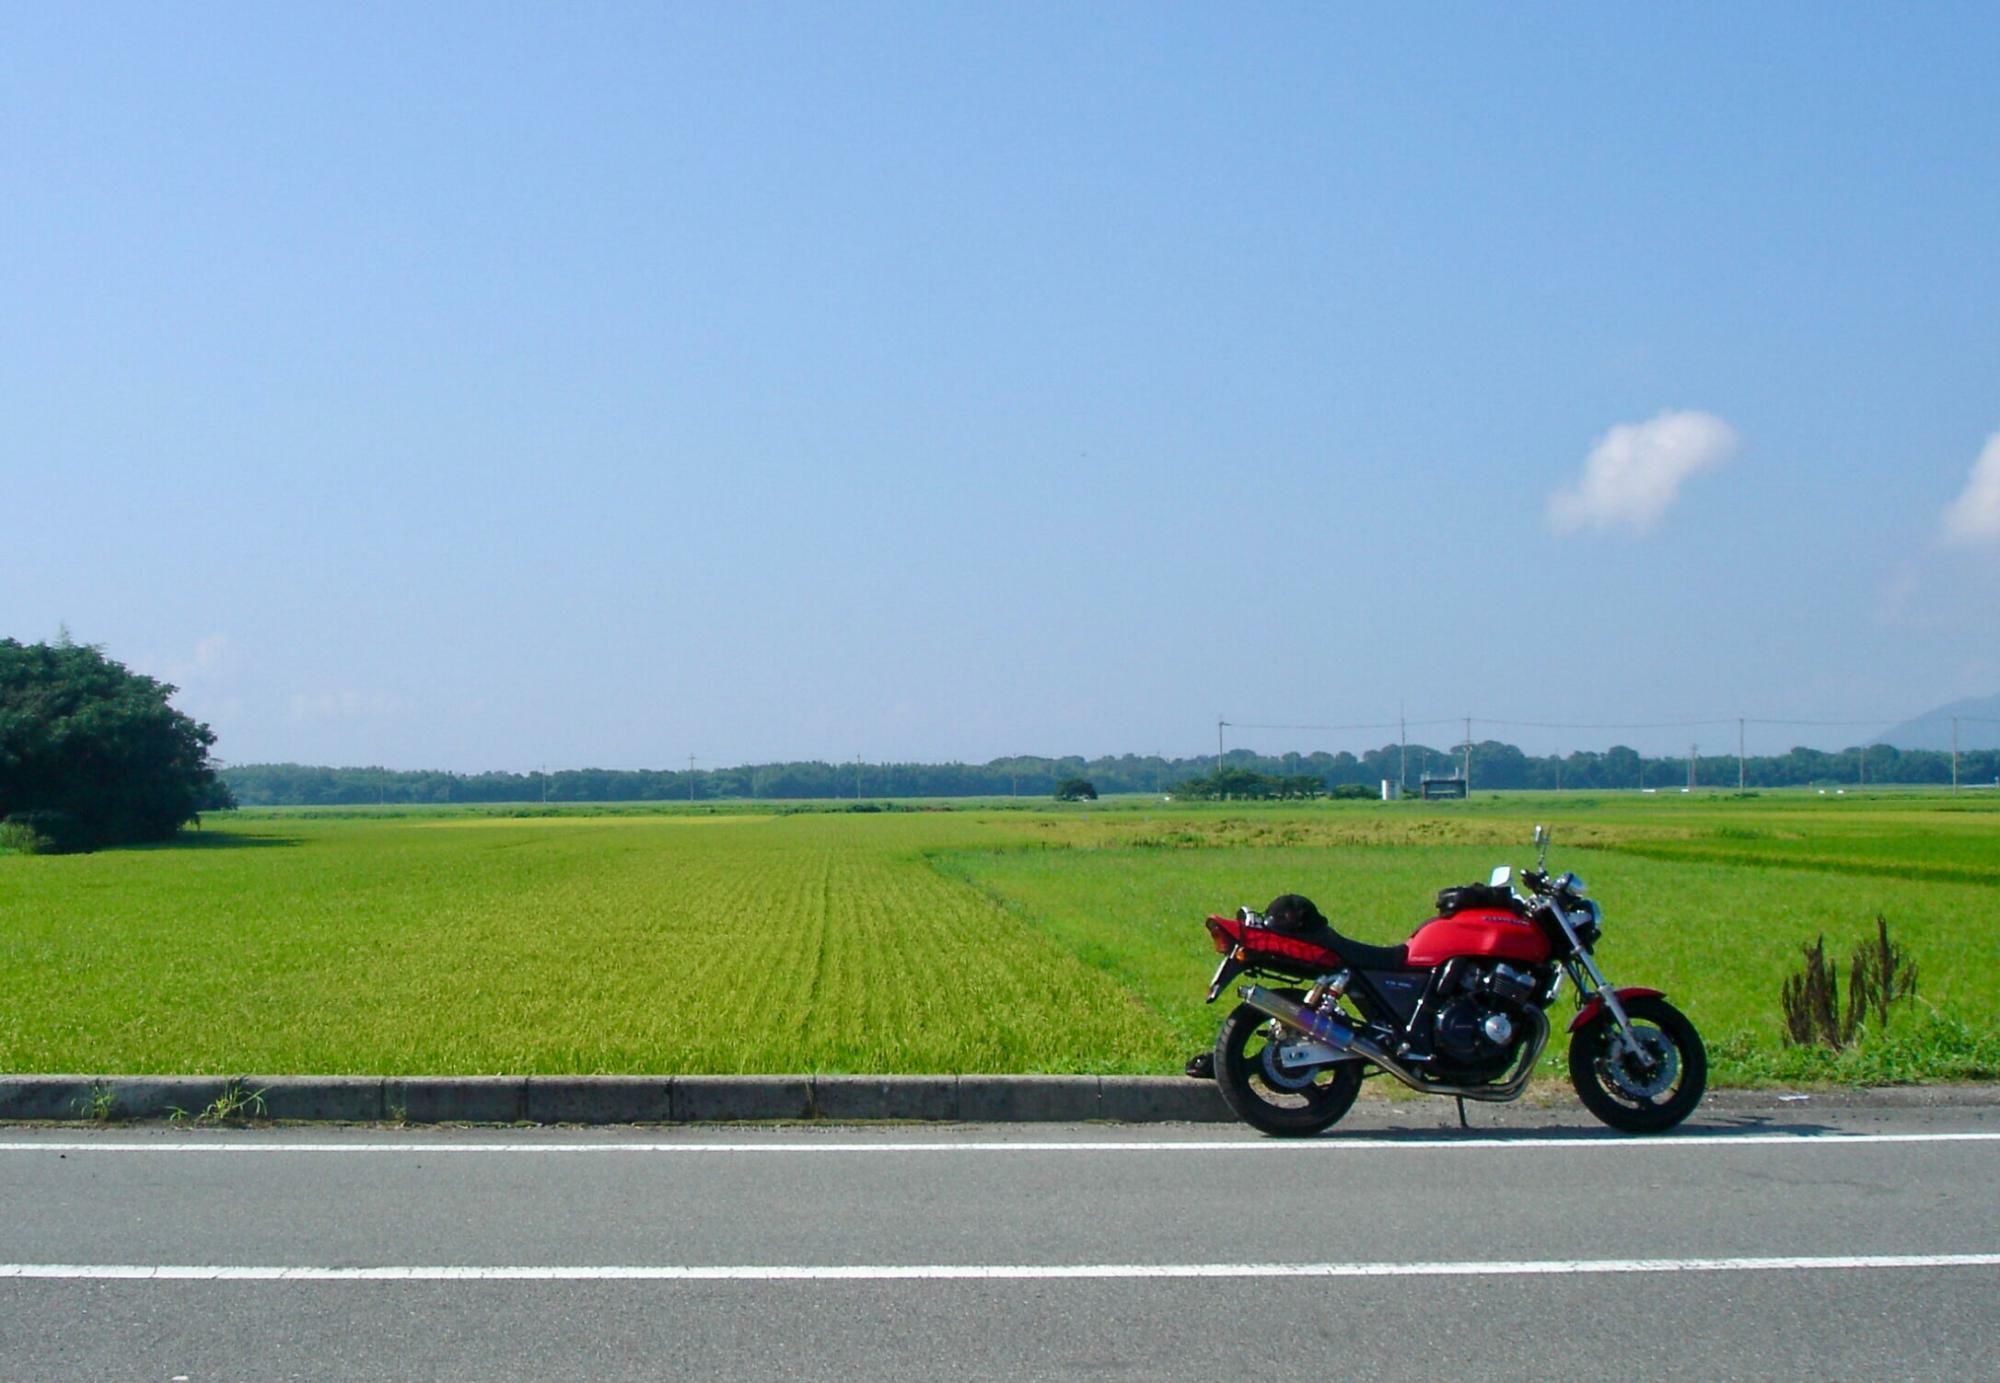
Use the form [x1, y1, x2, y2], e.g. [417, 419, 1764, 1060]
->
[1213, 990, 1363, 1138]
[1568, 994, 1707, 1134]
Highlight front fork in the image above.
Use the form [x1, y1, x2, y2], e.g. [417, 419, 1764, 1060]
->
[1562, 958, 1646, 1059]
[1549, 898, 1647, 1060]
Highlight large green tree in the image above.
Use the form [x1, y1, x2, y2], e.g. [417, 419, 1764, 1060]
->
[0, 637, 226, 850]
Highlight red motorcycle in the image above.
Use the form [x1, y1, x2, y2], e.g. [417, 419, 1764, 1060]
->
[1199, 826, 1705, 1136]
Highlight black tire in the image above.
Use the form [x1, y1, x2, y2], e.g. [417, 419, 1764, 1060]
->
[1568, 995, 1707, 1134]
[1213, 990, 1363, 1137]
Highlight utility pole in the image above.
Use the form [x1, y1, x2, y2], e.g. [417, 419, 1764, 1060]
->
[1399, 705, 1408, 792]
[1689, 744, 1698, 792]
[687, 754, 697, 802]
[541, 763, 548, 804]
[1953, 718, 1960, 794]
[1738, 718, 1746, 791]
[1462, 716, 1472, 791]
[1217, 716, 1226, 776]
[855, 756, 863, 799]
[1555, 756, 1562, 793]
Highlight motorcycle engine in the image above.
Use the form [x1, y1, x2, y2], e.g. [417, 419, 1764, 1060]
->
[1430, 963, 1537, 1077]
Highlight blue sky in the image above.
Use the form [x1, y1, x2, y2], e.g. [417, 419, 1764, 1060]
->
[5, 4, 1997, 770]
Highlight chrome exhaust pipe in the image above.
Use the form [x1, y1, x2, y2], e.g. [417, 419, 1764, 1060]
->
[1237, 985, 1380, 1058]
[1236, 984, 1549, 1102]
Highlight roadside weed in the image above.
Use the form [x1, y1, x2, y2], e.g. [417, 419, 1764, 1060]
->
[167, 1078, 269, 1125]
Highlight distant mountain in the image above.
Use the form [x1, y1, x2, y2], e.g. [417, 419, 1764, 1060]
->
[1879, 693, 2000, 751]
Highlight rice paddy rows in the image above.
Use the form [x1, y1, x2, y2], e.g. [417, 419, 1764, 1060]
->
[0, 814, 1179, 1075]
[2, 793, 1995, 1080]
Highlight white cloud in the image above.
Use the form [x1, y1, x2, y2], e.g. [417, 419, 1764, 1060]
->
[289, 690, 417, 721]
[1547, 409, 1740, 536]
[1940, 431, 2000, 548]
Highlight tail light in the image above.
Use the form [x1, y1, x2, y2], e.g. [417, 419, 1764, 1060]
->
[1205, 917, 1232, 954]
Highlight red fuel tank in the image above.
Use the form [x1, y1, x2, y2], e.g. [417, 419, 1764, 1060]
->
[1405, 908, 1551, 968]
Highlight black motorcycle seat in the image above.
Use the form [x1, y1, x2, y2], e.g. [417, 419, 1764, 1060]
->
[1293, 922, 1411, 973]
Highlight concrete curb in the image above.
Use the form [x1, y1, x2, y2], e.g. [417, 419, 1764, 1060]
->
[525, 1076, 671, 1125]
[676, 1075, 815, 1122]
[958, 1075, 1104, 1123]
[2, 1075, 1993, 1125]
[259, 1076, 385, 1123]
[0, 1074, 1234, 1124]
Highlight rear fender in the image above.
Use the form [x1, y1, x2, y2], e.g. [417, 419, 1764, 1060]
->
[1204, 916, 1245, 1002]
[1569, 986, 1665, 1033]
[1205, 946, 1249, 1003]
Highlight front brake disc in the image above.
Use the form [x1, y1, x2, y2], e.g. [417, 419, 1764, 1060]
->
[1602, 1025, 1678, 1100]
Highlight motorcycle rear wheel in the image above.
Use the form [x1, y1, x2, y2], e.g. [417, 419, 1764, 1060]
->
[1213, 990, 1363, 1137]
[1568, 994, 1706, 1134]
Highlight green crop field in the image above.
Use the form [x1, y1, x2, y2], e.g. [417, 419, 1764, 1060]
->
[2, 792, 1996, 1083]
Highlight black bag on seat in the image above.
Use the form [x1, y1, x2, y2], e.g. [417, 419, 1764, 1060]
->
[1434, 882, 1524, 917]
[1262, 893, 1328, 933]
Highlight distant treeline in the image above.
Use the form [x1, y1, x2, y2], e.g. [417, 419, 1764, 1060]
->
[1171, 769, 1376, 801]
[221, 740, 2000, 806]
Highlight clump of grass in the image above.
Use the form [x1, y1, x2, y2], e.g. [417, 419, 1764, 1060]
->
[75, 1080, 117, 1121]
[1, 818, 58, 855]
[168, 1078, 268, 1125]
[0, 821, 37, 855]
[1781, 915, 1918, 1050]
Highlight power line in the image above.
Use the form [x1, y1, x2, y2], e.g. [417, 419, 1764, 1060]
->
[1222, 712, 2000, 738]
[1226, 718, 1457, 733]
[1748, 715, 2000, 727]
[1478, 717, 1737, 731]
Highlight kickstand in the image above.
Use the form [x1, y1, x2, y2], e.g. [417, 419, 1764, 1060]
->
[1455, 1096, 1470, 1131]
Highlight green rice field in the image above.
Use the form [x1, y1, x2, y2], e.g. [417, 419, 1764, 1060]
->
[2, 792, 1996, 1083]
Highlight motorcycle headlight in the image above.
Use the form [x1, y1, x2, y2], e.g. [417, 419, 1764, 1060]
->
[1562, 872, 1588, 899]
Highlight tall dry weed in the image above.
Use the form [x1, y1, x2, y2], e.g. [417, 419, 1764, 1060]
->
[1781, 914, 1918, 1051]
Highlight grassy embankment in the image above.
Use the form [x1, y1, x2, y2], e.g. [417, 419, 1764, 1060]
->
[1, 792, 1994, 1083]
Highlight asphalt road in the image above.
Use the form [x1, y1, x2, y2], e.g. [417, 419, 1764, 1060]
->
[3, 1102, 1998, 1380]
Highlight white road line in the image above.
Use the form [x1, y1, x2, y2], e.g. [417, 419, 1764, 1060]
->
[4, 1254, 1999, 1282]
[1, 1132, 1996, 1155]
